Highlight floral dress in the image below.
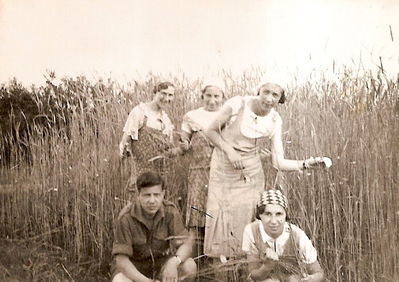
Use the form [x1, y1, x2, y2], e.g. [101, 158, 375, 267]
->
[181, 107, 220, 228]
[123, 103, 174, 192]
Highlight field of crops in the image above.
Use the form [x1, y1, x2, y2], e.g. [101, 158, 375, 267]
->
[0, 70, 398, 281]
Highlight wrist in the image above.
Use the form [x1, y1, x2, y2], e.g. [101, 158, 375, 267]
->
[302, 160, 307, 170]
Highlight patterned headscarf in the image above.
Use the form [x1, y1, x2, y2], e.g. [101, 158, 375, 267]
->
[258, 189, 288, 210]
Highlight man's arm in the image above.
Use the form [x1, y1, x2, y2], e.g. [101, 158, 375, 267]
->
[161, 232, 194, 282]
[115, 254, 153, 282]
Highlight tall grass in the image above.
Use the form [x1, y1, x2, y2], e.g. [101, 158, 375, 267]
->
[0, 70, 398, 281]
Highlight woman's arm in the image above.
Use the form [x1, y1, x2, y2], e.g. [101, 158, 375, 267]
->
[270, 123, 303, 171]
[119, 132, 133, 158]
[204, 105, 244, 169]
[115, 254, 153, 282]
[270, 124, 332, 171]
[179, 130, 192, 153]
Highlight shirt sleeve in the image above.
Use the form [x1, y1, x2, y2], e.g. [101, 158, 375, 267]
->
[223, 96, 244, 116]
[168, 207, 187, 237]
[242, 224, 259, 255]
[122, 105, 145, 140]
[292, 225, 318, 264]
[167, 206, 189, 249]
[112, 215, 134, 257]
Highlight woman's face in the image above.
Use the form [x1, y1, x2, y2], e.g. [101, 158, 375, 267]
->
[202, 86, 224, 111]
[259, 204, 286, 239]
[257, 83, 283, 113]
[153, 86, 175, 109]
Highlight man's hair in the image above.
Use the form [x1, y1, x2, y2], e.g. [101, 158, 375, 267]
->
[136, 171, 165, 192]
[153, 81, 175, 94]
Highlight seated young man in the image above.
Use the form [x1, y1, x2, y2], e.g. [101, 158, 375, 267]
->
[242, 189, 325, 282]
[111, 171, 197, 282]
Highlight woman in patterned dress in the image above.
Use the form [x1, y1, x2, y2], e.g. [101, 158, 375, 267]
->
[119, 81, 176, 194]
[203, 80, 330, 258]
[179, 82, 224, 256]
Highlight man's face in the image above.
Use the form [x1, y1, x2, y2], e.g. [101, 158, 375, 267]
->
[137, 184, 164, 216]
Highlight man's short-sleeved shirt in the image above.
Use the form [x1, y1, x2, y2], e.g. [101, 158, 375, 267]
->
[112, 200, 187, 261]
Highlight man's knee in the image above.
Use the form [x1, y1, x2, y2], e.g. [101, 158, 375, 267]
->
[112, 272, 133, 282]
[180, 258, 197, 276]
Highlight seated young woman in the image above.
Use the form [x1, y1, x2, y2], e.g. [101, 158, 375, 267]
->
[242, 189, 325, 282]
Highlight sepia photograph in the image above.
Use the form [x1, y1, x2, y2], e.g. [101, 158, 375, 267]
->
[1, 0, 398, 281]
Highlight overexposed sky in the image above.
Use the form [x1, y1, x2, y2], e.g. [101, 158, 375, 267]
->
[0, 0, 398, 86]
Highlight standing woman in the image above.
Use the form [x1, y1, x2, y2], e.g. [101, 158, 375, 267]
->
[180, 82, 224, 255]
[204, 80, 330, 258]
[119, 81, 176, 193]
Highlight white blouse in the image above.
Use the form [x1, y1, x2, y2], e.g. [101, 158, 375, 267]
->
[123, 102, 174, 140]
[181, 107, 221, 134]
[242, 220, 318, 264]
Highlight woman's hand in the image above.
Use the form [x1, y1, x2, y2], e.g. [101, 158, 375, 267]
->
[263, 248, 279, 261]
[303, 157, 332, 170]
[225, 147, 244, 169]
[167, 147, 183, 157]
[119, 142, 131, 158]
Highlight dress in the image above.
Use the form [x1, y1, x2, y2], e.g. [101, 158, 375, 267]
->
[110, 200, 188, 280]
[242, 220, 318, 281]
[204, 96, 282, 258]
[123, 103, 174, 191]
[181, 107, 220, 228]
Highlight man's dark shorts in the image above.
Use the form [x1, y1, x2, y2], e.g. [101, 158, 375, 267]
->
[111, 256, 170, 280]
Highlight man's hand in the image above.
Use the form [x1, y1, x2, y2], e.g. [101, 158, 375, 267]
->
[161, 257, 179, 282]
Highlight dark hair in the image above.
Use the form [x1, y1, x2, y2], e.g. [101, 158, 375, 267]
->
[136, 171, 165, 192]
[257, 84, 286, 104]
[153, 81, 175, 94]
[201, 85, 225, 100]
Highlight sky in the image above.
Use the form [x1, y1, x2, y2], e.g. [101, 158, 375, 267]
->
[0, 0, 398, 86]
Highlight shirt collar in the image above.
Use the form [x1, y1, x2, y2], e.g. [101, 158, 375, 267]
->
[258, 219, 290, 247]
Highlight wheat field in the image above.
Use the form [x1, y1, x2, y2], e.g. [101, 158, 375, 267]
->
[0, 70, 398, 281]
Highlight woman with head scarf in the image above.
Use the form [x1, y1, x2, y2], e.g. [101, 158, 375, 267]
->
[242, 189, 325, 282]
[203, 78, 331, 258]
